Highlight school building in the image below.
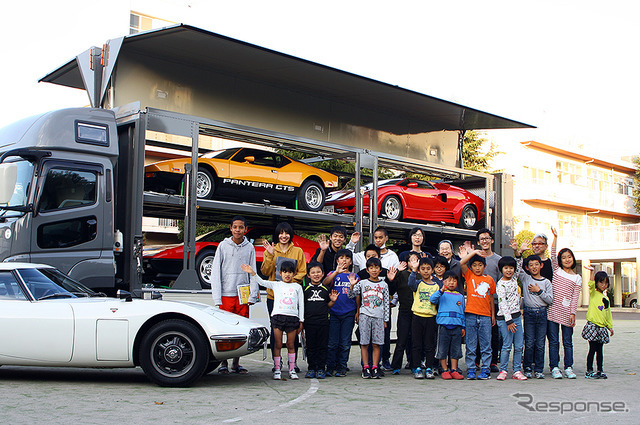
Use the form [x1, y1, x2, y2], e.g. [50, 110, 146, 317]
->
[492, 138, 639, 307]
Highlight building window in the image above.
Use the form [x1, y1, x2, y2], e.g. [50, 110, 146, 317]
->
[130, 12, 174, 35]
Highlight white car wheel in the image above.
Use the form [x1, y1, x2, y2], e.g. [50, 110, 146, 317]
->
[140, 319, 209, 387]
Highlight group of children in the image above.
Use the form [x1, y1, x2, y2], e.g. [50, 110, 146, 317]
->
[211, 216, 614, 382]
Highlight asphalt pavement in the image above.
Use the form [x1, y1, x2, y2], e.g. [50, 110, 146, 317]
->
[0, 311, 638, 425]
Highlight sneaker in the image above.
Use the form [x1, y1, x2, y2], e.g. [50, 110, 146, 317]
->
[478, 368, 491, 380]
[372, 368, 381, 379]
[594, 371, 608, 379]
[377, 368, 385, 377]
[497, 371, 508, 381]
[382, 360, 392, 371]
[316, 370, 326, 379]
[490, 364, 500, 373]
[273, 370, 282, 380]
[585, 371, 595, 379]
[524, 370, 532, 379]
[441, 370, 452, 380]
[451, 370, 465, 380]
[289, 370, 299, 380]
[424, 368, 435, 379]
[512, 371, 528, 380]
[392, 369, 401, 375]
[466, 369, 477, 380]
[551, 367, 563, 379]
[413, 367, 424, 379]
[305, 370, 316, 379]
[325, 369, 335, 377]
[432, 368, 439, 377]
[564, 367, 576, 379]
[362, 367, 372, 379]
[534, 372, 545, 379]
[334, 369, 347, 377]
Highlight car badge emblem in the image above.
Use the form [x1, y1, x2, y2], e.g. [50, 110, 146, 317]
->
[110, 308, 118, 313]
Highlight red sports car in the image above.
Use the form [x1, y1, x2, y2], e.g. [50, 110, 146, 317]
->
[143, 227, 319, 289]
[324, 178, 485, 229]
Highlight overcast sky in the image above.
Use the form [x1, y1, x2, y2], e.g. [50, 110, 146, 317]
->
[1, 0, 638, 159]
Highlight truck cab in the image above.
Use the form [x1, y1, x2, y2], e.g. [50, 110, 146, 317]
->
[0, 108, 123, 293]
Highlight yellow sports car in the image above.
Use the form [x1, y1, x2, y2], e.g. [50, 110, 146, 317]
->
[144, 147, 338, 211]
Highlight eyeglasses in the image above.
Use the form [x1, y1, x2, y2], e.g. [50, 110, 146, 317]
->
[478, 237, 492, 242]
[532, 242, 546, 246]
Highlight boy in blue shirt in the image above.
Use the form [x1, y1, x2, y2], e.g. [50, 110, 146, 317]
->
[323, 249, 357, 377]
[430, 271, 466, 380]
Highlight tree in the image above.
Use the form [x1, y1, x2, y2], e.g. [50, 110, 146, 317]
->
[633, 156, 640, 214]
[461, 130, 500, 172]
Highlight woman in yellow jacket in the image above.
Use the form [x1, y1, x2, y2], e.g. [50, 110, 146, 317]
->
[261, 222, 307, 368]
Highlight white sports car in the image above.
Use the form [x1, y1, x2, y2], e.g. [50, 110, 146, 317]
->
[0, 263, 269, 387]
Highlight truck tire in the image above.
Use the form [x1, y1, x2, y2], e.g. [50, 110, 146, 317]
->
[196, 249, 216, 289]
[458, 205, 478, 229]
[381, 196, 402, 220]
[298, 180, 325, 211]
[139, 319, 209, 387]
[196, 168, 215, 199]
[631, 299, 637, 309]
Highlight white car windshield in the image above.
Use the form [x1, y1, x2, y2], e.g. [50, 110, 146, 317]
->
[18, 268, 76, 300]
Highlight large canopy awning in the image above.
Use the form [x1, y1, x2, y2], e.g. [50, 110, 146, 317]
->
[40, 24, 533, 132]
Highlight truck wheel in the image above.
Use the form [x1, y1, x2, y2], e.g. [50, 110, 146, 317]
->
[196, 168, 215, 199]
[631, 300, 637, 309]
[381, 196, 402, 220]
[458, 205, 478, 229]
[139, 319, 209, 387]
[298, 180, 325, 211]
[196, 249, 216, 289]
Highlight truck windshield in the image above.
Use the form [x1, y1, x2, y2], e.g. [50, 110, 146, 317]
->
[0, 159, 34, 219]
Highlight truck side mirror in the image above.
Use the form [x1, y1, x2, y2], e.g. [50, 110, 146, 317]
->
[0, 163, 17, 204]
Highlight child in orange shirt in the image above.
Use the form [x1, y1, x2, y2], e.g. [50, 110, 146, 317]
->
[460, 249, 496, 380]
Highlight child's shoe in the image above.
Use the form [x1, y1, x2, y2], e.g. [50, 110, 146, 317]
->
[564, 367, 576, 379]
[334, 368, 347, 377]
[305, 370, 316, 379]
[289, 370, 299, 380]
[466, 369, 477, 380]
[585, 371, 595, 379]
[316, 369, 326, 379]
[441, 370, 452, 380]
[524, 368, 532, 378]
[371, 367, 381, 379]
[534, 372, 545, 379]
[413, 367, 424, 379]
[362, 367, 372, 379]
[551, 367, 563, 379]
[382, 360, 392, 371]
[478, 368, 491, 380]
[490, 364, 499, 373]
[564, 366, 576, 379]
[325, 369, 334, 377]
[512, 371, 528, 380]
[451, 370, 464, 380]
[424, 368, 435, 379]
[496, 370, 508, 381]
[594, 371, 607, 379]
[392, 369, 401, 375]
[273, 370, 282, 380]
